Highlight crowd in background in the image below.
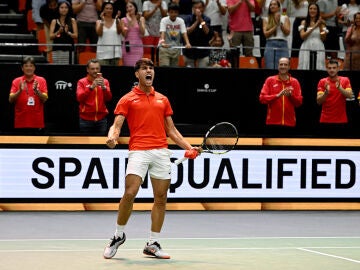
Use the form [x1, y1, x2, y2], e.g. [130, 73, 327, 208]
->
[9, 0, 360, 69]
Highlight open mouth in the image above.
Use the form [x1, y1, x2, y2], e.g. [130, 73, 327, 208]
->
[145, 74, 152, 80]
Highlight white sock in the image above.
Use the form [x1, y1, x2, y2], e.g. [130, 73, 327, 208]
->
[148, 231, 160, 245]
[115, 225, 125, 238]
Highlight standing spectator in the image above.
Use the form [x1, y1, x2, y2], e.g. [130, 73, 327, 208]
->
[39, 0, 59, 53]
[169, 0, 194, 19]
[297, 2, 327, 70]
[259, 57, 303, 137]
[9, 56, 48, 134]
[32, 0, 46, 35]
[72, 0, 102, 53]
[227, 0, 254, 57]
[96, 1, 123, 65]
[286, 0, 309, 57]
[111, 0, 143, 18]
[103, 58, 200, 260]
[344, 12, 360, 70]
[158, 3, 191, 67]
[204, 0, 227, 34]
[121, 1, 146, 66]
[183, 0, 213, 67]
[50, 0, 78, 64]
[316, 59, 353, 137]
[76, 59, 112, 135]
[317, 0, 342, 59]
[142, 0, 168, 57]
[262, 0, 290, 69]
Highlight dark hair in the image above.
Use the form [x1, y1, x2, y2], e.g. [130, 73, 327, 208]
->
[87, 58, 100, 68]
[22, 56, 35, 66]
[56, 0, 74, 20]
[134, 58, 154, 71]
[101, 1, 116, 18]
[168, 3, 180, 12]
[192, 0, 205, 7]
[304, 3, 320, 32]
[327, 59, 339, 67]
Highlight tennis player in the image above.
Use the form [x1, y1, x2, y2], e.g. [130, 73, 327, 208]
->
[103, 58, 200, 259]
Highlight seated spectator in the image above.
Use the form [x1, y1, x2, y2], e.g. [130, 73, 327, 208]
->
[121, 1, 146, 66]
[158, 3, 191, 67]
[50, 0, 78, 64]
[208, 31, 232, 67]
[297, 2, 327, 70]
[183, 0, 213, 68]
[262, 0, 290, 69]
[96, 1, 123, 65]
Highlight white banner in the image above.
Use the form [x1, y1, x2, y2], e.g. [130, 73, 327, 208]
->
[0, 148, 359, 200]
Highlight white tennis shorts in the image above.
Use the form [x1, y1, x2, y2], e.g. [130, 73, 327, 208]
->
[126, 148, 172, 181]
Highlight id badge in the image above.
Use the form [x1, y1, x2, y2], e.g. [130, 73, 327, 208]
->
[27, 96, 35, 106]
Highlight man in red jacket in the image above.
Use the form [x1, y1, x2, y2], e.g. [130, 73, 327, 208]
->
[259, 57, 303, 137]
[76, 58, 112, 135]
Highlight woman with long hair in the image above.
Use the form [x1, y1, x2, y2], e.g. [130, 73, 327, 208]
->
[297, 2, 327, 70]
[95, 1, 123, 66]
[344, 12, 360, 70]
[120, 1, 146, 66]
[262, 0, 290, 69]
[49, 0, 78, 64]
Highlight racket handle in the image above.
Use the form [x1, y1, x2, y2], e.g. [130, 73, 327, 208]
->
[174, 157, 188, 165]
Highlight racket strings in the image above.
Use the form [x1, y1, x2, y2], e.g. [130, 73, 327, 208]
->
[204, 123, 238, 154]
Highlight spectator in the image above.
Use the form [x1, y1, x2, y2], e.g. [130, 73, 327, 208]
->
[259, 57, 303, 137]
[344, 12, 360, 70]
[286, 0, 309, 57]
[8, 56, 48, 134]
[169, 0, 194, 19]
[142, 0, 168, 57]
[208, 31, 232, 67]
[76, 59, 112, 135]
[111, 0, 143, 18]
[32, 0, 46, 34]
[121, 1, 146, 66]
[297, 2, 327, 70]
[337, 0, 359, 51]
[317, 0, 341, 59]
[158, 3, 191, 67]
[72, 0, 102, 53]
[39, 0, 59, 53]
[50, 0, 78, 64]
[96, 1, 123, 65]
[227, 0, 254, 57]
[316, 58, 353, 137]
[262, 0, 290, 69]
[204, 0, 227, 34]
[183, 0, 213, 67]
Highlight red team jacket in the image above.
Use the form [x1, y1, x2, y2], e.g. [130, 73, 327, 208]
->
[259, 74, 303, 127]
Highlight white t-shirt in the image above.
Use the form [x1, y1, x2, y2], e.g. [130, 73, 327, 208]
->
[159, 16, 187, 46]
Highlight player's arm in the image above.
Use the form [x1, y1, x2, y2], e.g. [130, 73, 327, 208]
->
[106, 114, 125, 148]
[165, 116, 192, 150]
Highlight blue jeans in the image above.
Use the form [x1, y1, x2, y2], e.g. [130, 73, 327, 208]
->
[79, 118, 107, 136]
[264, 39, 289, 69]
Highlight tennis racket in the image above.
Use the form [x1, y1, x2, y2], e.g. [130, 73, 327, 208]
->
[174, 122, 239, 165]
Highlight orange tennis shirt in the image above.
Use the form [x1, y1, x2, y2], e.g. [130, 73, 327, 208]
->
[114, 86, 173, 150]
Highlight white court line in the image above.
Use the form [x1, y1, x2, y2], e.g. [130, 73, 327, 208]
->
[298, 248, 360, 264]
[1, 236, 360, 241]
[1, 247, 360, 253]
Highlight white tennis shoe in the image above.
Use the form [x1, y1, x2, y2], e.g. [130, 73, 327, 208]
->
[143, 241, 170, 259]
[103, 233, 126, 259]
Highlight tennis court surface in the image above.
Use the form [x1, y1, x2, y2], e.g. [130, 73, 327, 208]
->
[0, 211, 359, 270]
